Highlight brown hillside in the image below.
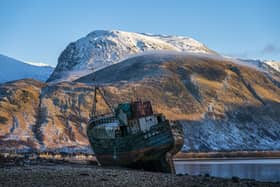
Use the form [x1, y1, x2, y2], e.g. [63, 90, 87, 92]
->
[0, 53, 279, 152]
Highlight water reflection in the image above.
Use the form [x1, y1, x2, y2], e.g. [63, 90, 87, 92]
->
[174, 159, 280, 182]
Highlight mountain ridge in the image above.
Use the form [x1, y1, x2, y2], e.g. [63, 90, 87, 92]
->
[48, 29, 279, 83]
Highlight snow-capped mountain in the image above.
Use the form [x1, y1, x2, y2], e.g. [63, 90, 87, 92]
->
[47, 30, 216, 82]
[0, 54, 54, 83]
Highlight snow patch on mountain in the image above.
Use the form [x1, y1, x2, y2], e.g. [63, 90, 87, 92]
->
[264, 60, 280, 72]
[224, 57, 280, 74]
[182, 118, 280, 152]
[25, 61, 54, 67]
[142, 33, 214, 53]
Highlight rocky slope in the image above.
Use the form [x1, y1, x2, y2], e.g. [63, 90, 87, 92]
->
[0, 52, 279, 153]
[47, 30, 215, 82]
[0, 79, 93, 153]
[0, 79, 44, 151]
[0, 54, 54, 83]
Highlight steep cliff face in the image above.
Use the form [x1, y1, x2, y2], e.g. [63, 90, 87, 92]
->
[0, 53, 279, 153]
[38, 82, 94, 152]
[48, 30, 215, 82]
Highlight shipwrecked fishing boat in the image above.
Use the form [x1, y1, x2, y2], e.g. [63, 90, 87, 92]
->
[87, 83, 184, 173]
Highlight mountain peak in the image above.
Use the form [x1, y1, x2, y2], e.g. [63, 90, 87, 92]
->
[86, 29, 119, 37]
[47, 30, 215, 82]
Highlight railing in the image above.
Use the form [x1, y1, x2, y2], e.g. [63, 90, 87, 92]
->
[89, 114, 119, 127]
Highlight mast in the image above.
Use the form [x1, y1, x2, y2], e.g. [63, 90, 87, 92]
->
[96, 88, 114, 114]
[91, 75, 98, 118]
[90, 73, 114, 118]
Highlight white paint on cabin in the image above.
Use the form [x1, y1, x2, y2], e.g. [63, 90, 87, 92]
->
[118, 109, 128, 125]
[139, 115, 158, 132]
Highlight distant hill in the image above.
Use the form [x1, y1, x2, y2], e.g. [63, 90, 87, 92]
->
[0, 54, 54, 83]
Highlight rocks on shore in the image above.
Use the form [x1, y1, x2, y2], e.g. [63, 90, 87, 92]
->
[0, 163, 279, 187]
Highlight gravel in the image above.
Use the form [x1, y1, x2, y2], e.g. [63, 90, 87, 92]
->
[0, 163, 279, 187]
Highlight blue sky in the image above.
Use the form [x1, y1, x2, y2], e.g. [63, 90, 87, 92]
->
[0, 0, 279, 66]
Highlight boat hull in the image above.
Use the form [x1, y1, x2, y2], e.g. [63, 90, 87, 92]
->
[87, 121, 176, 172]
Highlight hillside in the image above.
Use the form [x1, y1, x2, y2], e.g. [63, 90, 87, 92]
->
[0, 54, 54, 83]
[78, 52, 280, 151]
[0, 52, 279, 153]
[47, 30, 215, 82]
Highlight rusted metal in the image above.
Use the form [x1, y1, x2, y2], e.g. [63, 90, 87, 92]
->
[87, 82, 184, 173]
[143, 101, 153, 115]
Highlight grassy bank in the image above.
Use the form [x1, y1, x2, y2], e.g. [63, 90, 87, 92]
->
[1, 150, 280, 164]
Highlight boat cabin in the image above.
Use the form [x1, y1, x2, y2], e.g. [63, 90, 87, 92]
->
[90, 100, 166, 139]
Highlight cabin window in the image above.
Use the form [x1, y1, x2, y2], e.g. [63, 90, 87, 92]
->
[120, 126, 127, 136]
[91, 122, 119, 139]
[157, 116, 162, 122]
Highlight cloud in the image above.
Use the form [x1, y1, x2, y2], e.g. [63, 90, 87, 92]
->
[220, 44, 280, 61]
[261, 44, 279, 54]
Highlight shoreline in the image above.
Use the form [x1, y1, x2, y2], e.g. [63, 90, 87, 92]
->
[0, 162, 279, 187]
[2, 150, 280, 158]
[1, 154, 280, 186]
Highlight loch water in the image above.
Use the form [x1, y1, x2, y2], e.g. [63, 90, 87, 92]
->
[175, 159, 280, 182]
